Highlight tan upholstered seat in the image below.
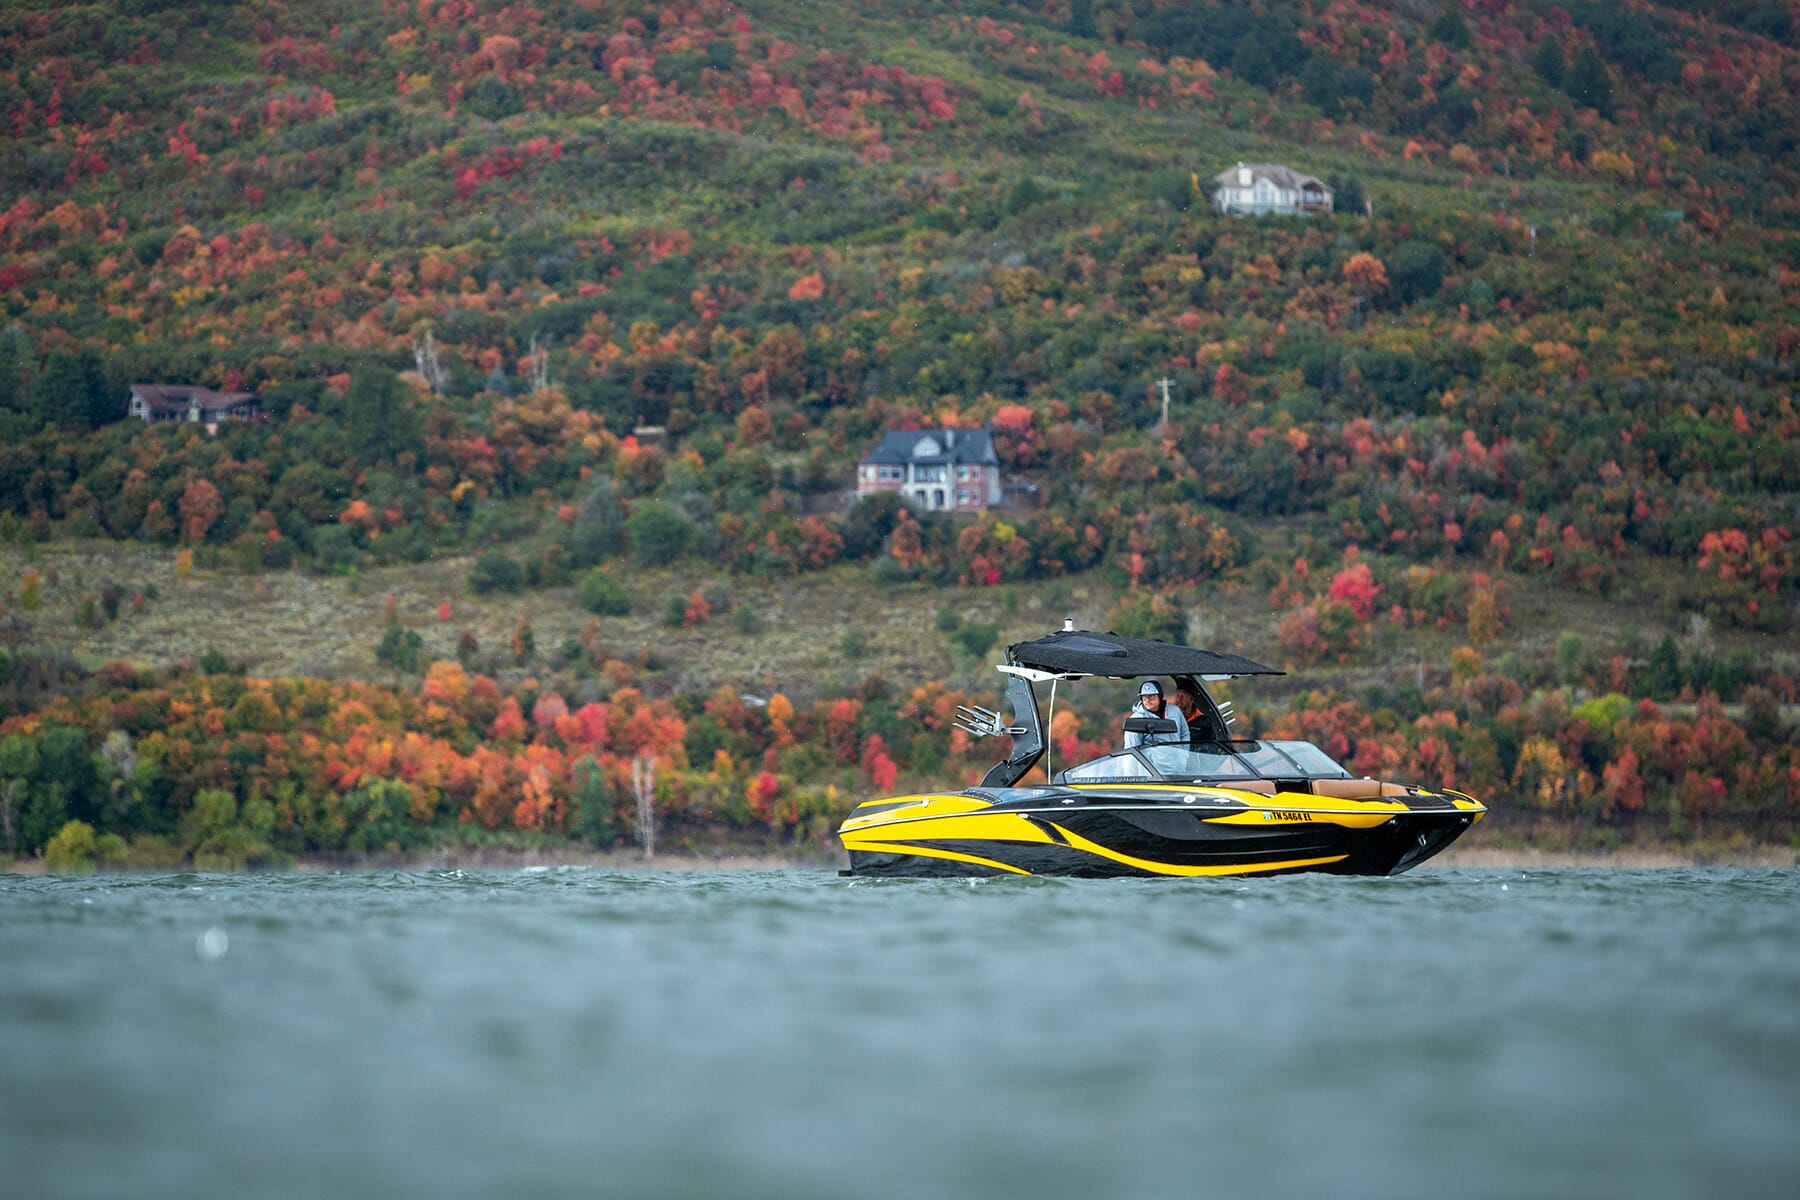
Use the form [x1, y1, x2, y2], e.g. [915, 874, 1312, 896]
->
[1308, 778, 1412, 800]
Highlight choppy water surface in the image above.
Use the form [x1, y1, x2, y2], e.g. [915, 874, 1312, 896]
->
[3, 867, 1796, 1199]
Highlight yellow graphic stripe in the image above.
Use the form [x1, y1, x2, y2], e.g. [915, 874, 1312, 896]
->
[841, 795, 994, 831]
[844, 839, 1031, 875]
[842, 813, 1052, 845]
[1443, 791, 1488, 820]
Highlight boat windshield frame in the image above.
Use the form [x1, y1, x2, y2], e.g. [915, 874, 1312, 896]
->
[1054, 739, 1353, 785]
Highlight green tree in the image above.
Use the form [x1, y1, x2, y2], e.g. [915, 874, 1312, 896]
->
[1107, 593, 1188, 644]
[1532, 38, 1565, 87]
[1149, 167, 1196, 212]
[1429, 4, 1472, 51]
[376, 616, 424, 672]
[1007, 174, 1048, 214]
[44, 819, 97, 874]
[841, 492, 908, 560]
[1555, 631, 1585, 685]
[182, 787, 277, 868]
[572, 756, 619, 846]
[31, 352, 94, 429]
[1646, 635, 1682, 697]
[1229, 37, 1276, 89]
[577, 568, 631, 616]
[568, 480, 627, 567]
[20, 784, 69, 857]
[80, 349, 122, 425]
[1069, 0, 1097, 40]
[470, 551, 525, 594]
[1387, 241, 1445, 306]
[0, 325, 33, 413]
[346, 366, 422, 464]
[341, 780, 426, 853]
[0, 733, 40, 858]
[35, 726, 100, 827]
[626, 500, 694, 566]
[1564, 45, 1614, 117]
[1330, 173, 1366, 216]
[951, 621, 1000, 661]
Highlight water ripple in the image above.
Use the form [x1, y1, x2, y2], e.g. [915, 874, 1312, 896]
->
[2, 866, 1795, 1199]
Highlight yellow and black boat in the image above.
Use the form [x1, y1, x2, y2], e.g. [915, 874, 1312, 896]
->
[838, 627, 1484, 878]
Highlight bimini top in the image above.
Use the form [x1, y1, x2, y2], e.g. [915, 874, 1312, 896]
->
[1006, 629, 1283, 680]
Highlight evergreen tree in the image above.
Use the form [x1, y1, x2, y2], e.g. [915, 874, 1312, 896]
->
[1429, 4, 1472, 51]
[31, 352, 92, 430]
[1069, 0, 1098, 40]
[1229, 37, 1277, 89]
[346, 366, 422, 463]
[0, 325, 33, 413]
[1647, 635, 1682, 697]
[1331, 173, 1366, 217]
[1387, 241, 1445, 305]
[1564, 45, 1613, 117]
[76, 348, 118, 427]
[1531, 38, 1565, 87]
[572, 756, 618, 846]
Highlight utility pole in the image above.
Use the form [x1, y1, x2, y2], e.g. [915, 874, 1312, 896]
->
[1155, 377, 1175, 433]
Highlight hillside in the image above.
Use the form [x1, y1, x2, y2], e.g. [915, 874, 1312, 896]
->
[1, 1, 1797, 868]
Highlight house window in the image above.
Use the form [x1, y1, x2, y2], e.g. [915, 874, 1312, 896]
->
[957, 489, 969, 505]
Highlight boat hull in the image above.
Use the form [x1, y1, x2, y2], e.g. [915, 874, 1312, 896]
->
[839, 785, 1484, 878]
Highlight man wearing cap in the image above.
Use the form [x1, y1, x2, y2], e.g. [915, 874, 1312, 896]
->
[1124, 680, 1189, 748]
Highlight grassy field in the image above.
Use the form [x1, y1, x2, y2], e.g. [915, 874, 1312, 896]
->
[4, 537, 1770, 709]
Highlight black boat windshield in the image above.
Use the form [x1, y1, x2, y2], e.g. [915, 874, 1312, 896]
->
[1056, 740, 1352, 784]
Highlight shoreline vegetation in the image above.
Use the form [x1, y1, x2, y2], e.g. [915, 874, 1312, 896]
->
[4, 3, 1799, 876]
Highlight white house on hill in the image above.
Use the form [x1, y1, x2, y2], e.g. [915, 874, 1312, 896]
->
[857, 428, 1001, 513]
[1212, 162, 1333, 217]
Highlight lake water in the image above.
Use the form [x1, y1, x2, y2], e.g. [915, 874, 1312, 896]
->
[3, 867, 1796, 1199]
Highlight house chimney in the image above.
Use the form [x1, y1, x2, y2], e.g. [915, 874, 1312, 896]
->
[1238, 163, 1251, 187]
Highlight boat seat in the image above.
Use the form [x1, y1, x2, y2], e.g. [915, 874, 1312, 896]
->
[1308, 778, 1412, 800]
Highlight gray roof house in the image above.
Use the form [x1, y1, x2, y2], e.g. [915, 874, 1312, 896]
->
[127, 384, 261, 428]
[1211, 162, 1333, 217]
[857, 427, 1002, 513]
